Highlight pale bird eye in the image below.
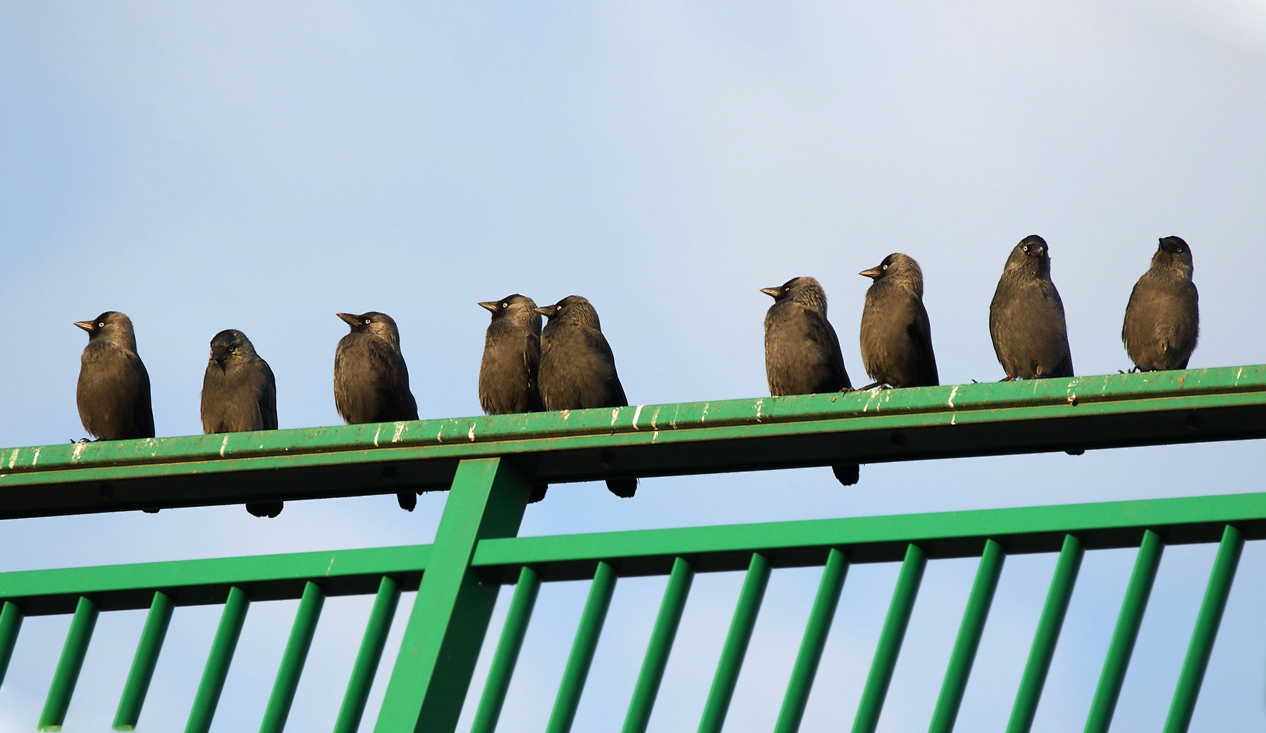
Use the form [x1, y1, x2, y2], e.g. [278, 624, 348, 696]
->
[97, 322, 105, 328]
[501, 302, 508, 309]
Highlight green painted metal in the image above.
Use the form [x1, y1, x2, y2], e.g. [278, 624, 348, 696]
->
[186, 585, 250, 733]
[774, 548, 849, 733]
[0, 600, 21, 689]
[1007, 534, 1085, 733]
[1164, 524, 1245, 733]
[472, 566, 542, 733]
[929, 539, 1006, 733]
[374, 457, 531, 733]
[260, 581, 326, 733]
[852, 544, 927, 733]
[1085, 529, 1165, 733]
[112, 590, 174, 731]
[546, 561, 618, 733]
[4, 366, 1266, 518]
[698, 552, 772, 733]
[334, 575, 401, 733]
[38, 595, 99, 731]
[623, 557, 695, 733]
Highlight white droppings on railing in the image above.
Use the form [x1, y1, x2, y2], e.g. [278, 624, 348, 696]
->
[468, 424, 476, 442]
[436, 426, 444, 443]
[951, 414, 957, 425]
[611, 408, 620, 426]
[561, 410, 570, 420]
[325, 557, 336, 576]
[947, 385, 960, 409]
[220, 435, 230, 457]
[1237, 367, 1244, 385]
[373, 425, 382, 447]
[651, 407, 661, 431]
[755, 399, 763, 423]
[8, 449, 18, 469]
[393, 423, 406, 442]
[72, 443, 85, 462]
[32, 449, 40, 466]
[632, 404, 644, 429]
[701, 403, 709, 422]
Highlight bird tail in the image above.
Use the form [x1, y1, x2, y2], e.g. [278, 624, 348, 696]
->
[606, 478, 638, 498]
[397, 491, 417, 512]
[246, 501, 284, 518]
[529, 482, 549, 503]
[831, 463, 860, 486]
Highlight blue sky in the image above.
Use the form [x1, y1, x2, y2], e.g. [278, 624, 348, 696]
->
[2, 2, 1265, 731]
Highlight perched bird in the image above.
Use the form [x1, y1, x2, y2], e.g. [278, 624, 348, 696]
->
[201, 329, 281, 518]
[989, 235, 1074, 380]
[858, 253, 939, 389]
[536, 296, 637, 498]
[761, 277, 859, 486]
[479, 295, 548, 502]
[1122, 236, 1199, 372]
[334, 311, 420, 511]
[75, 311, 155, 441]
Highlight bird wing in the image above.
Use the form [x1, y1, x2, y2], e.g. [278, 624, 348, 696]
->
[583, 327, 629, 407]
[907, 302, 940, 386]
[804, 309, 852, 390]
[259, 360, 279, 430]
[524, 331, 544, 411]
[131, 352, 156, 438]
[367, 338, 419, 420]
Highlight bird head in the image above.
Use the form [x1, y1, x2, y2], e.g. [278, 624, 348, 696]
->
[761, 277, 828, 312]
[1004, 235, 1051, 278]
[338, 312, 402, 347]
[480, 294, 542, 331]
[75, 311, 138, 351]
[859, 253, 923, 294]
[1154, 236, 1194, 274]
[208, 329, 255, 369]
[535, 296, 600, 329]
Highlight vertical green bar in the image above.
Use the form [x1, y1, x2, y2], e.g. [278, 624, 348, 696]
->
[697, 552, 772, 733]
[113, 591, 174, 731]
[1084, 529, 1164, 733]
[774, 548, 849, 733]
[38, 595, 99, 732]
[471, 566, 542, 733]
[1163, 524, 1245, 733]
[334, 576, 401, 733]
[851, 544, 927, 733]
[260, 581, 326, 733]
[928, 540, 1006, 733]
[622, 557, 695, 733]
[1007, 534, 1084, 733]
[374, 457, 532, 733]
[0, 600, 23, 690]
[546, 561, 618, 733]
[185, 585, 250, 733]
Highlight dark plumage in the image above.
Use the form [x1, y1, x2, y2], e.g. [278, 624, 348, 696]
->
[859, 253, 939, 389]
[537, 296, 637, 498]
[201, 329, 281, 518]
[761, 277, 859, 486]
[989, 235, 1074, 380]
[1122, 236, 1199, 372]
[75, 311, 155, 441]
[479, 295, 548, 502]
[334, 311, 420, 511]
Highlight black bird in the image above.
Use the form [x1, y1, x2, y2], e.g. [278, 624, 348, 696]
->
[761, 277, 859, 486]
[989, 235, 1074, 380]
[479, 295, 548, 502]
[1122, 236, 1199, 372]
[201, 329, 281, 518]
[75, 311, 155, 441]
[334, 311, 420, 511]
[536, 296, 637, 498]
[858, 253, 939, 389]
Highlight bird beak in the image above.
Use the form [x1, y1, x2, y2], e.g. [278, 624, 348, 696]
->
[74, 320, 93, 333]
[859, 266, 882, 280]
[759, 287, 781, 299]
[534, 305, 558, 318]
[478, 301, 499, 313]
[336, 312, 360, 327]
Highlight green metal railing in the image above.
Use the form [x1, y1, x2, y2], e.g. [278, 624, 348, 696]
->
[1, 366, 1264, 731]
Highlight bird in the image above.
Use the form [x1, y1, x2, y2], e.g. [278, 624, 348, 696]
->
[536, 295, 638, 498]
[478, 294, 548, 502]
[75, 311, 155, 442]
[989, 235, 1074, 380]
[201, 329, 282, 518]
[1122, 236, 1199, 372]
[334, 311, 420, 511]
[761, 277, 859, 486]
[858, 253, 939, 389]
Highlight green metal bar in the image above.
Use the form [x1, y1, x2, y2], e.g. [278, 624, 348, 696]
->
[928, 539, 1006, 733]
[623, 557, 695, 733]
[472, 566, 542, 733]
[546, 561, 618, 733]
[334, 575, 401, 733]
[38, 595, 99, 731]
[698, 552, 772, 733]
[774, 548, 849, 733]
[374, 457, 532, 733]
[185, 585, 250, 733]
[852, 544, 927, 733]
[1084, 529, 1165, 733]
[1163, 524, 1246, 733]
[0, 600, 22, 689]
[1007, 534, 1085, 733]
[112, 590, 174, 731]
[259, 581, 326, 733]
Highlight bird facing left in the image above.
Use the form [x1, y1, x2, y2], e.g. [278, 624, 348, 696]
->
[75, 311, 155, 442]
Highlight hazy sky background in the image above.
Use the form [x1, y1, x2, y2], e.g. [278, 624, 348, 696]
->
[2, 2, 1265, 731]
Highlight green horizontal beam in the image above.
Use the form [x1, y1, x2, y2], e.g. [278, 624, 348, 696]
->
[2, 366, 1265, 518]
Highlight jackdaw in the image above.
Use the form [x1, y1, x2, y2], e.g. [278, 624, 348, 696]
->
[334, 311, 420, 511]
[536, 295, 638, 498]
[761, 277, 859, 486]
[202, 329, 281, 518]
[75, 311, 155, 441]
[479, 295, 548, 502]
[1122, 236, 1199, 372]
[859, 253, 939, 389]
[989, 235, 1074, 380]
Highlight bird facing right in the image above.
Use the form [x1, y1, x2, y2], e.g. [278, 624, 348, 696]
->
[75, 311, 155, 442]
[989, 235, 1074, 380]
[858, 253, 939, 389]
[478, 294, 548, 502]
[1122, 236, 1199, 372]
